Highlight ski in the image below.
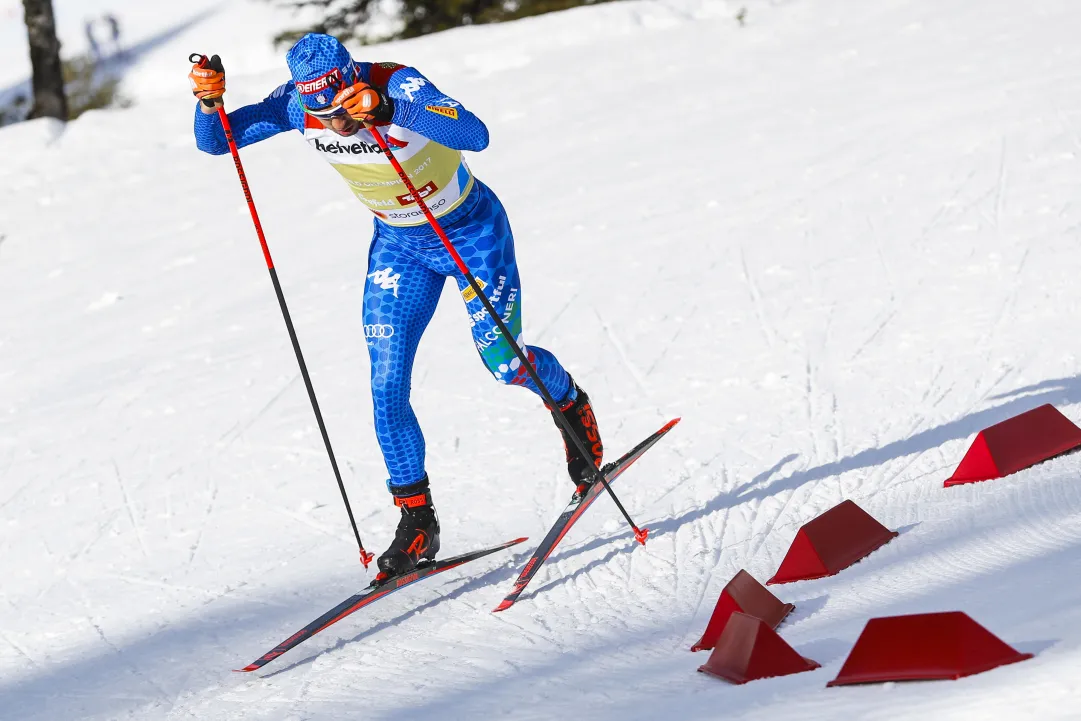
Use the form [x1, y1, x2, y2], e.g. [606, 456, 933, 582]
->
[237, 536, 528, 672]
[493, 417, 680, 612]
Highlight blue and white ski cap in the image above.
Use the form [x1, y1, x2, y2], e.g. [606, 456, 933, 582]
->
[286, 33, 357, 111]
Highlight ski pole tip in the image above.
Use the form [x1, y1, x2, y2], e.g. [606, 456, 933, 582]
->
[359, 549, 375, 569]
[634, 527, 650, 545]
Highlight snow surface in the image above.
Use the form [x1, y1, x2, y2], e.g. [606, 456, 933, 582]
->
[3, 0, 1081, 719]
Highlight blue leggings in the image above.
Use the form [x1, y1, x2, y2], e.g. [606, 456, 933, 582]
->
[363, 181, 571, 488]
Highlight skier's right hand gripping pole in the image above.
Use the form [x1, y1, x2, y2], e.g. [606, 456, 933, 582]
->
[189, 53, 225, 110]
[364, 128, 650, 546]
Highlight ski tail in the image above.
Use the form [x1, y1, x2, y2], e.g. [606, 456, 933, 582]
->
[494, 418, 680, 612]
[237, 536, 527, 672]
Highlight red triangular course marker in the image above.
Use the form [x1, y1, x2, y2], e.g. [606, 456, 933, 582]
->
[691, 570, 795, 652]
[945, 404, 1081, 487]
[698, 612, 820, 684]
[827, 611, 1033, 686]
[767, 500, 897, 585]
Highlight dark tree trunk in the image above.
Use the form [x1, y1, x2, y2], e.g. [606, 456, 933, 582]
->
[22, 0, 67, 120]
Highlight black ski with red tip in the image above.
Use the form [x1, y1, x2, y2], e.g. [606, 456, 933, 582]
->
[238, 536, 527, 672]
[494, 417, 680, 612]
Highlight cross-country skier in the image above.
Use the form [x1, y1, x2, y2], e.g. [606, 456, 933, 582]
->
[189, 34, 604, 581]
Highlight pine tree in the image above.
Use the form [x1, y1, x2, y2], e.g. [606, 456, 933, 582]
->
[22, 0, 67, 120]
[274, 0, 609, 45]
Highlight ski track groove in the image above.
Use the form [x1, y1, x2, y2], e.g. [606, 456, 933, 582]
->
[0, 626, 41, 670]
[255, 498, 342, 541]
[804, 358, 819, 464]
[685, 505, 731, 647]
[742, 353, 843, 571]
[849, 309, 897, 362]
[532, 289, 579, 344]
[743, 483, 800, 571]
[919, 364, 946, 405]
[0, 475, 35, 513]
[671, 510, 690, 624]
[96, 573, 279, 609]
[70, 509, 124, 563]
[985, 245, 1030, 347]
[218, 372, 300, 445]
[917, 166, 978, 244]
[867, 214, 897, 302]
[67, 577, 173, 708]
[645, 304, 697, 378]
[738, 245, 776, 349]
[594, 308, 649, 394]
[187, 477, 219, 567]
[112, 459, 149, 560]
[993, 135, 1008, 230]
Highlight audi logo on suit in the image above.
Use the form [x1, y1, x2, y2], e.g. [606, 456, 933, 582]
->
[364, 324, 395, 339]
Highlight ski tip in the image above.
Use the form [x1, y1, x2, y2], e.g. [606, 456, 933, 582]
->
[493, 599, 514, 613]
[662, 417, 682, 431]
[234, 665, 259, 673]
[510, 537, 529, 545]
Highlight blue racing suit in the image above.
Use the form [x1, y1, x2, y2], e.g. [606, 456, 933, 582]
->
[194, 62, 572, 489]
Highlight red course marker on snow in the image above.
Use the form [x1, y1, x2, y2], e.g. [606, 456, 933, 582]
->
[691, 570, 794, 652]
[944, 404, 1081, 487]
[767, 500, 897, 585]
[827, 611, 1033, 686]
[697, 612, 820, 684]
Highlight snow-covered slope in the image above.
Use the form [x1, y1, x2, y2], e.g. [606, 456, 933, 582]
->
[3, 0, 1081, 719]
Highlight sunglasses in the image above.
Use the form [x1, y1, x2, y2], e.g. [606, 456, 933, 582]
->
[303, 103, 348, 120]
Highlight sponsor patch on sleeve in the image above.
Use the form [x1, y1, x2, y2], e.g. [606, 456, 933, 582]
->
[461, 278, 486, 302]
[425, 105, 459, 120]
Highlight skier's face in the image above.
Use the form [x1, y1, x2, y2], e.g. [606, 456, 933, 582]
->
[321, 114, 361, 137]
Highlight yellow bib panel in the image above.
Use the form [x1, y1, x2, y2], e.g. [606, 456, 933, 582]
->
[303, 123, 475, 227]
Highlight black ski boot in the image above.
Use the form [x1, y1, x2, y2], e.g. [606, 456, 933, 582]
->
[548, 379, 604, 495]
[375, 476, 440, 582]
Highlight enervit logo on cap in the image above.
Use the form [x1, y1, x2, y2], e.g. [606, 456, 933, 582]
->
[296, 67, 342, 98]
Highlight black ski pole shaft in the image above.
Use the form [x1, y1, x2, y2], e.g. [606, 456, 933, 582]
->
[366, 126, 649, 545]
[192, 53, 375, 568]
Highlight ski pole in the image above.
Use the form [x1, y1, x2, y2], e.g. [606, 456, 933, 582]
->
[366, 127, 650, 545]
[191, 53, 375, 569]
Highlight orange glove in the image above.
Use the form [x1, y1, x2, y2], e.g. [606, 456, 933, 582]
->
[188, 54, 225, 105]
[332, 82, 394, 123]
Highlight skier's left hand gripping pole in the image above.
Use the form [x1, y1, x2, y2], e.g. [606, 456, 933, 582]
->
[364, 126, 650, 545]
[189, 53, 375, 569]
